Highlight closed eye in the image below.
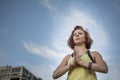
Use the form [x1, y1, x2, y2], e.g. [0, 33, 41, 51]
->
[78, 32, 83, 35]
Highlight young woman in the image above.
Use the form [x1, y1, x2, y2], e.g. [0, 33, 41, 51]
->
[53, 25, 108, 80]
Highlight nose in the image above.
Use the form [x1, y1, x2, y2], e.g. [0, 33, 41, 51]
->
[76, 33, 79, 37]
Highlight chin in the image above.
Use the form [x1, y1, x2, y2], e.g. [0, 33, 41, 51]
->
[75, 42, 81, 45]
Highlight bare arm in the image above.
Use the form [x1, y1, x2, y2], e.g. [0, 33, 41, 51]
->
[52, 55, 70, 79]
[90, 51, 108, 73]
[76, 51, 108, 73]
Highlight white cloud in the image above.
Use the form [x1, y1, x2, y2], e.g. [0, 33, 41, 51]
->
[40, 0, 110, 53]
[40, 0, 57, 13]
[23, 42, 65, 59]
[40, 0, 52, 10]
[51, 8, 109, 56]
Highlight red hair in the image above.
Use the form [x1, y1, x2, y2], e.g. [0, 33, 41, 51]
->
[67, 25, 93, 49]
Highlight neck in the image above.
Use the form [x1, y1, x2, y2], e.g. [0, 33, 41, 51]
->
[75, 43, 88, 55]
[76, 43, 87, 51]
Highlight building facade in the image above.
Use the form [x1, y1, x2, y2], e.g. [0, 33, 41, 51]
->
[0, 65, 42, 80]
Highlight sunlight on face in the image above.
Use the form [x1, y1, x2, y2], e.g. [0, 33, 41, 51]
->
[73, 29, 86, 45]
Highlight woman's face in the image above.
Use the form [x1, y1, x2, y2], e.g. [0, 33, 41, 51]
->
[73, 29, 86, 45]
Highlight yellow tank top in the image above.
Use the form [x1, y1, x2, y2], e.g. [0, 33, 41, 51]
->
[67, 53, 97, 80]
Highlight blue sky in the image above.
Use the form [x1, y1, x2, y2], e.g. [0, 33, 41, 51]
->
[0, 0, 120, 80]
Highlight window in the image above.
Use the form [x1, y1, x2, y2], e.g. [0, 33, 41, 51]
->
[1, 70, 9, 74]
[12, 68, 21, 73]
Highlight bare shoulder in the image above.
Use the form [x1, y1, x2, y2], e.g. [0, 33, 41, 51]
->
[91, 51, 101, 56]
[65, 54, 71, 58]
[91, 51, 103, 60]
[61, 54, 71, 64]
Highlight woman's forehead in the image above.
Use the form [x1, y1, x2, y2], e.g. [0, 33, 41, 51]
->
[73, 29, 84, 33]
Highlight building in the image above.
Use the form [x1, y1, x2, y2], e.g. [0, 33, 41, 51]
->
[0, 65, 42, 80]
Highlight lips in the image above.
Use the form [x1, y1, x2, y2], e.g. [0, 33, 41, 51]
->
[76, 38, 80, 40]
